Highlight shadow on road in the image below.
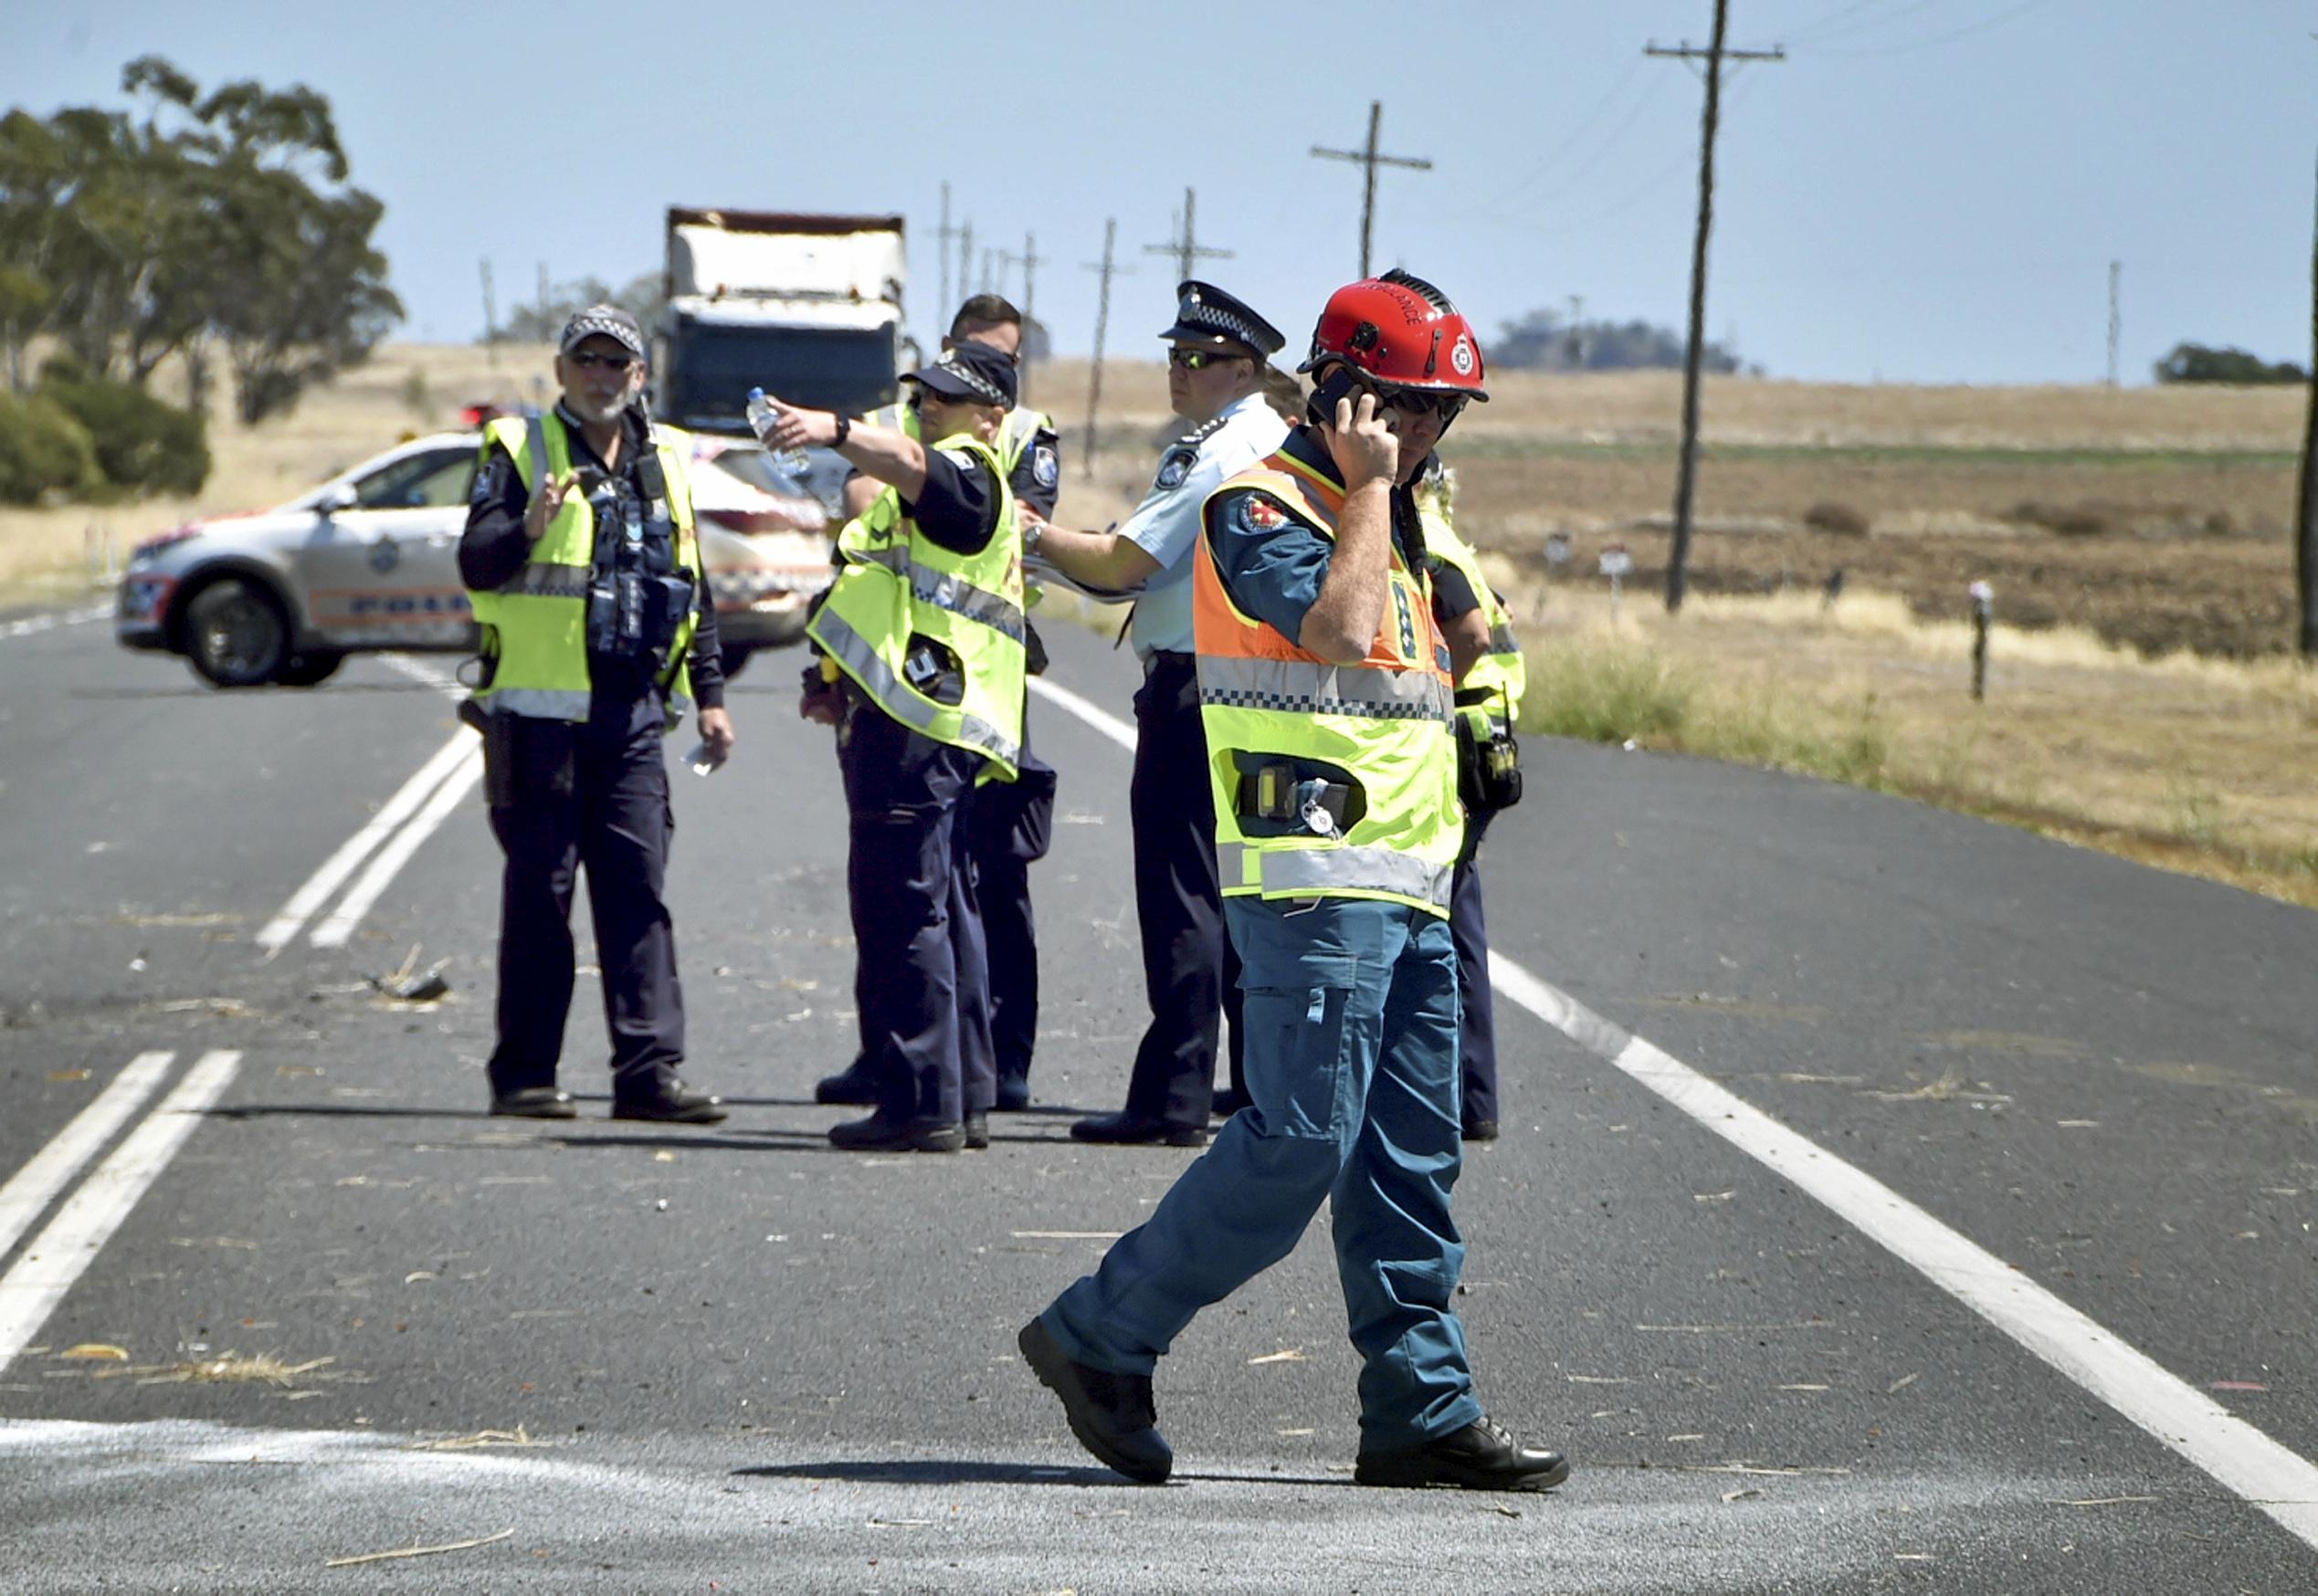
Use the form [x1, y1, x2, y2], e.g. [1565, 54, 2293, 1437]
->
[71, 681, 452, 700]
[732, 1458, 1141, 1488]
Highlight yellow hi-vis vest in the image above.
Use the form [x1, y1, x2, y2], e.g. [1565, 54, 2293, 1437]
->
[1193, 448, 1462, 916]
[466, 411, 701, 724]
[867, 401, 1052, 478]
[1415, 470, 1526, 740]
[806, 433, 1026, 781]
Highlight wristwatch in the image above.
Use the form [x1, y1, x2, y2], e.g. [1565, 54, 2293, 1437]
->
[830, 413, 852, 448]
[1021, 517, 1042, 557]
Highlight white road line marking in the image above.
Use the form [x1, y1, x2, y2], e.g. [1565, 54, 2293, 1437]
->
[0, 603, 111, 641]
[1493, 944, 2318, 1549]
[1027, 677, 1135, 751]
[1033, 668, 2318, 1553]
[256, 732, 478, 958]
[0, 1050, 241, 1374]
[0, 1054, 176, 1265]
[376, 652, 464, 698]
[308, 744, 484, 949]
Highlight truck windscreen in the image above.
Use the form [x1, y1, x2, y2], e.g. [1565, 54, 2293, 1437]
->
[660, 319, 899, 433]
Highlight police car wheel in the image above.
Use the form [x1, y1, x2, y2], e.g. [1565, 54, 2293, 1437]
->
[183, 576, 290, 688]
[275, 651, 345, 688]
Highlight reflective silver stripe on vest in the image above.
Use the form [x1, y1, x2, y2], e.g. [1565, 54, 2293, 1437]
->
[1487, 624, 1519, 656]
[486, 687, 591, 721]
[813, 605, 1023, 770]
[848, 544, 1027, 642]
[1217, 840, 1453, 911]
[1196, 655, 1451, 722]
[506, 562, 592, 600]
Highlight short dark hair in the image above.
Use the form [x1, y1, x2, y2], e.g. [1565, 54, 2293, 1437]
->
[951, 294, 1022, 337]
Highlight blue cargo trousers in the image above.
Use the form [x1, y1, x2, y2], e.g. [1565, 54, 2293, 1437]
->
[1040, 894, 1482, 1449]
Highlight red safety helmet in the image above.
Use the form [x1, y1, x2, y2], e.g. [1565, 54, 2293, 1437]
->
[1297, 269, 1489, 401]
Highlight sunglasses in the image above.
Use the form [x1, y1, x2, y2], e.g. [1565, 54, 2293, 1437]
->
[568, 350, 637, 371]
[1354, 381, 1466, 424]
[1167, 347, 1248, 372]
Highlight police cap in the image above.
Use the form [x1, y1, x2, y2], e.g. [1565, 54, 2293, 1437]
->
[1157, 281, 1285, 357]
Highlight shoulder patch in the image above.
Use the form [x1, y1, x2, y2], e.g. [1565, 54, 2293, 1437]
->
[1031, 444, 1059, 490]
[933, 446, 977, 474]
[1153, 446, 1197, 492]
[1230, 494, 1287, 532]
[470, 457, 502, 504]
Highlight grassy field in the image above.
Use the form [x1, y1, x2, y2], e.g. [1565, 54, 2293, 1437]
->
[8, 348, 2312, 906]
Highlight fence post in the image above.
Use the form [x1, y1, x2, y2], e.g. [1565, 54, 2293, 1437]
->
[1969, 580, 1993, 700]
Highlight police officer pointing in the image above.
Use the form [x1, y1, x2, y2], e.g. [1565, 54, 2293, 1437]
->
[458, 305, 732, 1124]
[1025, 282, 1289, 1147]
[764, 341, 1028, 1154]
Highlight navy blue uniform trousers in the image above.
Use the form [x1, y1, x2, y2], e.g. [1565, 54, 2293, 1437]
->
[972, 724, 1056, 1104]
[485, 709, 686, 1102]
[1122, 652, 1244, 1131]
[838, 694, 994, 1126]
[1448, 803, 1500, 1131]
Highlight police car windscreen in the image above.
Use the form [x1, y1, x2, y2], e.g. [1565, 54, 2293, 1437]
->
[664, 322, 898, 431]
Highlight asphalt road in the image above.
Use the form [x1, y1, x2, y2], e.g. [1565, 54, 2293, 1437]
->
[1, 601, 2313, 1594]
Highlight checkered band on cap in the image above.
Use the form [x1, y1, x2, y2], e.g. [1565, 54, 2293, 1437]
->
[931, 352, 1009, 405]
[1167, 281, 1286, 355]
[559, 305, 646, 357]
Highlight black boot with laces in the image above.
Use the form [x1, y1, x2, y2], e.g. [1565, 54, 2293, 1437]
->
[1354, 1415, 1568, 1492]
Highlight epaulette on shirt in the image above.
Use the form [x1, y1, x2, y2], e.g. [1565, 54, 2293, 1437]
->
[1152, 415, 1228, 493]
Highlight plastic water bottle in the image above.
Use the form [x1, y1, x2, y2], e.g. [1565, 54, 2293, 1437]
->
[744, 387, 811, 480]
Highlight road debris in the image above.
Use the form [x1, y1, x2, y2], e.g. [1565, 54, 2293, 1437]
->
[58, 1344, 128, 1361]
[1722, 1488, 1761, 1503]
[367, 944, 451, 1003]
[325, 1528, 514, 1568]
[406, 1427, 548, 1452]
[1247, 1349, 1306, 1365]
[104, 1352, 339, 1388]
[2048, 1495, 2157, 1507]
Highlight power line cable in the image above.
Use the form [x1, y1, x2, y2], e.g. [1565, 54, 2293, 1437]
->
[1482, 57, 1649, 204]
[1789, 0, 1950, 47]
[1808, 0, 2048, 58]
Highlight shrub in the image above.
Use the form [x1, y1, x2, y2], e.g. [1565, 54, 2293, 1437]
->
[2011, 500, 2112, 538]
[0, 392, 102, 505]
[37, 371, 211, 497]
[1524, 637, 1694, 743]
[1803, 500, 1870, 536]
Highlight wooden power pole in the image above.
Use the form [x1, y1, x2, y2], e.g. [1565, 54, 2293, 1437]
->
[935, 182, 957, 323]
[1649, 6, 1783, 613]
[1310, 100, 1432, 278]
[2299, 142, 2318, 657]
[1082, 219, 1133, 481]
[1143, 188, 1232, 286]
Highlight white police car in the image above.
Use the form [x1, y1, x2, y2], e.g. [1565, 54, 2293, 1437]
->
[116, 431, 833, 687]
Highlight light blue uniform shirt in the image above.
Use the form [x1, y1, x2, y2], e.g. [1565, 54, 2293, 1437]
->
[1119, 392, 1290, 657]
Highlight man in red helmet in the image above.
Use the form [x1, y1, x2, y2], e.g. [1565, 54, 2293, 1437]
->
[1020, 271, 1567, 1493]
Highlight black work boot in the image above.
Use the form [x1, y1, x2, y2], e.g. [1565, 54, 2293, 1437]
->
[828, 1109, 964, 1153]
[1354, 1416, 1568, 1492]
[611, 1084, 727, 1125]
[814, 1060, 878, 1106]
[1069, 1110, 1207, 1149]
[1017, 1318, 1172, 1485]
[490, 1086, 576, 1119]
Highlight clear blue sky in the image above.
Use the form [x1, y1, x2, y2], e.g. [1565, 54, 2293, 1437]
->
[7, 1, 2313, 385]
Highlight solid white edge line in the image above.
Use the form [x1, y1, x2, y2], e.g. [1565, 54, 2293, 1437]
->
[307, 745, 485, 949]
[1027, 676, 1135, 752]
[1490, 950, 2318, 1550]
[0, 1050, 242, 1373]
[255, 731, 478, 958]
[0, 603, 111, 641]
[0, 1053, 176, 1264]
[1031, 666, 2318, 1553]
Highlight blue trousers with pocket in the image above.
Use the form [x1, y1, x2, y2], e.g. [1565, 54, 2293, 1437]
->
[838, 696, 991, 1126]
[1449, 804, 1500, 1131]
[1041, 894, 1481, 1449]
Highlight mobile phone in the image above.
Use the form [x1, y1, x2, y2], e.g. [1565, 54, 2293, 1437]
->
[1309, 367, 1396, 433]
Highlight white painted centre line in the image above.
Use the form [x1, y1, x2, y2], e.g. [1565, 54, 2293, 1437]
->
[0, 1053, 175, 1264]
[308, 744, 484, 949]
[0, 1050, 242, 1373]
[255, 731, 478, 957]
[1032, 667, 2318, 1554]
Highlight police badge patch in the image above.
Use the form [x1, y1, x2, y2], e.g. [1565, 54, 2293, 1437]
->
[1153, 446, 1196, 492]
[1233, 495, 1286, 531]
[470, 457, 501, 504]
[1031, 445, 1059, 491]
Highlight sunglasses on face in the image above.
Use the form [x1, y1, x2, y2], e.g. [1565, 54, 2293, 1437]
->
[1167, 347, 1246, 372]
[1366, 383, 1466, 424]
[568, 351, 637, 372]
